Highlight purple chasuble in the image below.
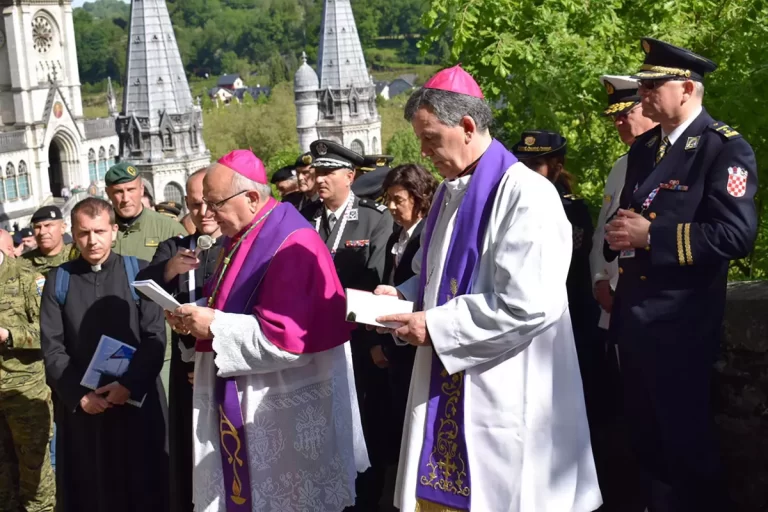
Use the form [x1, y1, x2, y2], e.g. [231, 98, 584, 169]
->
[211, 203, 310, 512]
[416, 139, 517, 510]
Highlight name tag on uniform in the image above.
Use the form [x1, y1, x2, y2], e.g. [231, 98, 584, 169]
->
[619, 248, 636, 259]
[144, 237, 160, 247]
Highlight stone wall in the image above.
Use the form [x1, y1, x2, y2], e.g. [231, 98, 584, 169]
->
[717, 280, 768, 511]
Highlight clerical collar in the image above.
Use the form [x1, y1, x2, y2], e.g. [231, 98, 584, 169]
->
[451, 155, 482, 181]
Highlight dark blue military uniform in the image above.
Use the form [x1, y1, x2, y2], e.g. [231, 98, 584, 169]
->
[606, 109, 758, 510]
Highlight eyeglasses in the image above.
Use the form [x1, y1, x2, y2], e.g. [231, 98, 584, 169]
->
[611, 104, 641, 122]
[638, 78, 685, 90]
[203, 190, 248, 212]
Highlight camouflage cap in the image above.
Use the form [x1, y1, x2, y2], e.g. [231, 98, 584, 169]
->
[105, 162, 140, 187]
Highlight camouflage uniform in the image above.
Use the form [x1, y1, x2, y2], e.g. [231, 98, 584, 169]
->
[21, 244, 77, 276]
[0, 255, 55, 512]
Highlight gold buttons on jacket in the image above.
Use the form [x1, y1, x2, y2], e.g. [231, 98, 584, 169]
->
[619, 267, 624, 275]
[645, 245, 651, 251]
[649, 212, 657, 220]
[640, 275, 647, 281]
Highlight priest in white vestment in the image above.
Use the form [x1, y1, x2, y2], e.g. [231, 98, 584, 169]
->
[374, 66, 603, 512]
[170, 150, 368, 512]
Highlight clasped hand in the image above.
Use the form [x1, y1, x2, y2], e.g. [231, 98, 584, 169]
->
[605, 209, 651, 251]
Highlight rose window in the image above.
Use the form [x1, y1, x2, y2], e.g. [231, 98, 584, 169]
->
[32, 17, 53, 53]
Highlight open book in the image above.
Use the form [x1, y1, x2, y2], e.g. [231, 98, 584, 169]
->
[345, 288, 415, 329]
[80, 335, 146, 408]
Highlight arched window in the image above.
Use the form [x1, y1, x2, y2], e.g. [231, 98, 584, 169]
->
[350, 139, 365, 155]
[326, 95, 334, 117]
[163, 128, 173, 149]
[108, 145, 116, 168]
[372, 137, 379, 153]
[133, 126, 141, 150]
[88, 148, 97, 183]
[17, 161, 30, 198]
[163, 182, 183, 204]
[191, 125, 199, 149]
[98, 147, 107, 180]
[351, 97, 358, 115]
[5, 163, 17, 200]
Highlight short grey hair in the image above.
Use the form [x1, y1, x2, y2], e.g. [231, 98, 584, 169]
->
[693, 81, 705, 98]
[231, 171, 272, 199]
[404, 88, 493, 132]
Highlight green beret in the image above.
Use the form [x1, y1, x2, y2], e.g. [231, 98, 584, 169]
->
[105, 162, 141, 187]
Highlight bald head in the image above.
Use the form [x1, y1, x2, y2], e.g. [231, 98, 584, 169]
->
[186, 167, 207, 197]
[203, 162, 271, 237]
[0, 230, 15, 257]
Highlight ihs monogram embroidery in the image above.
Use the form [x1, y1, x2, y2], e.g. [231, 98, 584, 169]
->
[294, 405, 329, 461]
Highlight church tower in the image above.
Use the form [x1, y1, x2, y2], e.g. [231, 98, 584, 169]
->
[294, 52, 319, 153]
[294, 0, 381, 155]
[116, 0, 209, 204]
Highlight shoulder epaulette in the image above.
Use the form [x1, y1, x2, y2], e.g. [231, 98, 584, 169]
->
[709, 121, 742, 140]
[359, 198, 387, 213]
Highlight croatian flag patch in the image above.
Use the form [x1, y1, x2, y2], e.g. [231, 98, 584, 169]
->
[726, 167, 748, 197]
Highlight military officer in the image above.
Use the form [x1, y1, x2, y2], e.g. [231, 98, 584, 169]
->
[512, 130, 603, 419]
[309, 139, 394, 511]
[104, 162, 186, 261]
[155, 201, 183, 220]
[22, 206, 77, 275]
[0, 230, 55, 512]
[295, 152, 322, 219]
[604, 38, 758, 512]
[352, 154, 394, 202]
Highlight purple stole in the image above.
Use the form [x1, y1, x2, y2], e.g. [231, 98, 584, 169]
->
[208, 203, 310, 512]
[416, 140, 517, 510]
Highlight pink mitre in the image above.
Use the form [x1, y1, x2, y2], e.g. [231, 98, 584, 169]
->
[423, 64, 484, 99]
[217, 149, 267, 184]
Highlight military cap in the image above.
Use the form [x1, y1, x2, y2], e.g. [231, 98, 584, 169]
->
[352, 155, 394, 200]
[18, 227, 33, 238]
[295, 152, 314, 167]
[310, 140, 365, 171]
[155, 201, 182, 217]
[271, 165, 297, 185]
[31, 205, 63, 224]
[632, 38, 717, 82]
[599, 75, 640, 116]
[104, 162, 140, 187]
[512, 130, 567, 159]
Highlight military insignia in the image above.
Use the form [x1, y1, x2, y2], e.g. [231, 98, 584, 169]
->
[524, 136, 536, 146]
[347, 208, 358, 221]
[642, 40, 651, 53]
[603, 194, 612, 204]
[645, 135, 659, 147]
[35, 276, 45, 296]
[726, 166, 748, 197]
[345, 240, 369, 248]
[605, 82, 615, 95]
[301, 154, 313, 165]
[316, 142, 328, 155]
[714, 123, 740, 139]
[659, 180, 689, 191]
[684, 136, 700, 150]
[127, 166, 137, 176]
[50, 210, 56, 218]
[144, 237, 160, 247]
[376, 158, 386, 167]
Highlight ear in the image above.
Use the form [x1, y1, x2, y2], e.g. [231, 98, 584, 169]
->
[245, 190, 261, 209]
[460, 115, 478, 136]
[681, 80, 695, 101]
[111, 224, 118, 241]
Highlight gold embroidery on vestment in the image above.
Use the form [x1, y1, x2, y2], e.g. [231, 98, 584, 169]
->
[219, 405, 248, 506]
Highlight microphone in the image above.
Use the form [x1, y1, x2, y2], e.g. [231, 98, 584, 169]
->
[195, 235, 214, 256]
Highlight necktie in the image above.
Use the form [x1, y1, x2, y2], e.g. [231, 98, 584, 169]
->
[328, 213, 337, 231]
[656, 136, 670, 165]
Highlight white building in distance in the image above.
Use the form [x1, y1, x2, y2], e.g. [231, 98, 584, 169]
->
[0, 0, 119, 228]
[294, 0, 381, 155]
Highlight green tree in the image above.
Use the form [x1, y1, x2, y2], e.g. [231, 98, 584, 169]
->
[418, 0, 768, 279]
[386, 130, 436, 175]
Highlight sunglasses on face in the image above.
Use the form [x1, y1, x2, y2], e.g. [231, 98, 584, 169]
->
[638, 78, 686, 90]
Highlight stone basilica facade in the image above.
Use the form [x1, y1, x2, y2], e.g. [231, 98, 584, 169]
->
[294, 0, 382, 155]
[0, 0, 207, 227]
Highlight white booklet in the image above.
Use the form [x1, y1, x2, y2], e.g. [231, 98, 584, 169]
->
[345, 288, 415, 328]
[131, 279, 181, 312]
[80, 335, 145, 408]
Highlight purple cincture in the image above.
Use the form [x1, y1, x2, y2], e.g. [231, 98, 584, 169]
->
[415, 140, 517, 510]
